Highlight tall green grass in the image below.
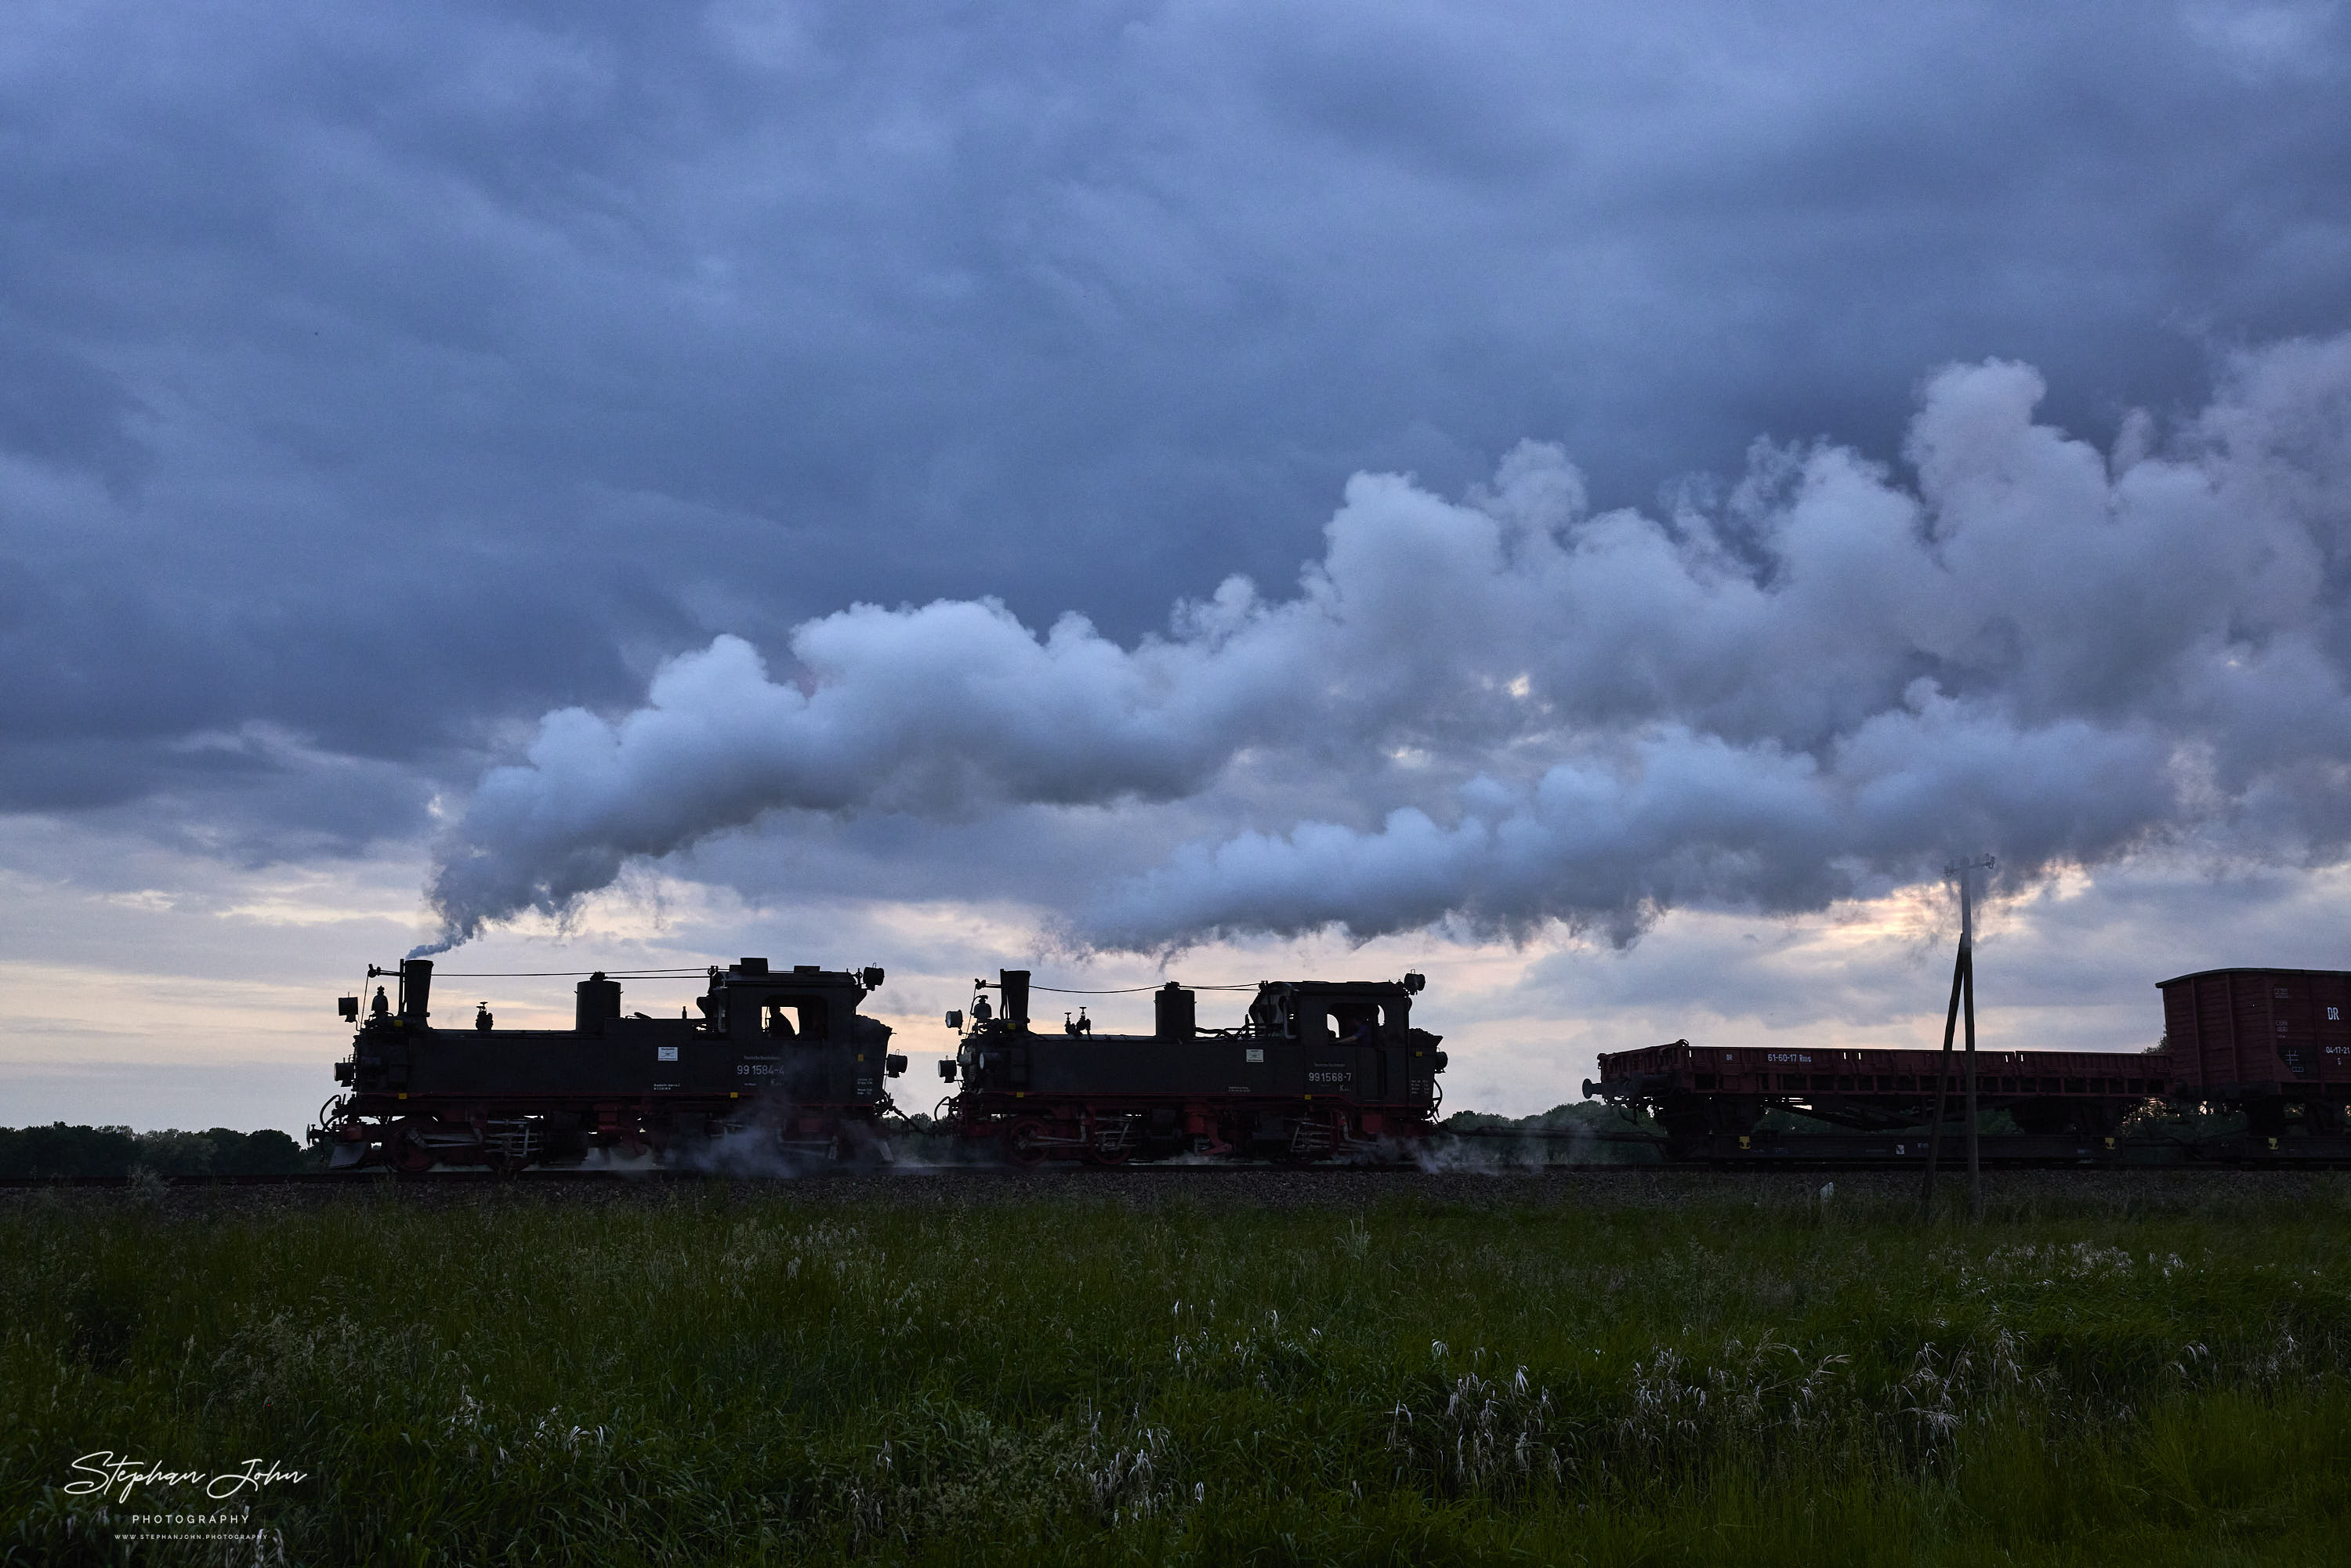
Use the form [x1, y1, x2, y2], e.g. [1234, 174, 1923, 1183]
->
[4, 1176, 2349, 1565]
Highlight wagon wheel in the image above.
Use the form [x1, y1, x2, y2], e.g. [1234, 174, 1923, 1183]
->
[1007, 1118, 1050, 1166]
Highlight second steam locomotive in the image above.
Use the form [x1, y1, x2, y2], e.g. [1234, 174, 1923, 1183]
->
[940, 969, 1447, 1164]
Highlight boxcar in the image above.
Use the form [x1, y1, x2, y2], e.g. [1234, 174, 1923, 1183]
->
[2158, 968, 2351, 1134]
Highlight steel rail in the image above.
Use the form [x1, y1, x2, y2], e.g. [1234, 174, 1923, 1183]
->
[10, 1149, 2351, 1187]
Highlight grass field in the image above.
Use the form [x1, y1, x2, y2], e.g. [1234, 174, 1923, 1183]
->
[4, 1171, 2348, 1566]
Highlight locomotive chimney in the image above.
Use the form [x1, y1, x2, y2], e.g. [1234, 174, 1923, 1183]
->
[399, 958, 434, 1025]
[999, 969, 1031, 1029]
[1154, 982, 1196, 1039]
[575, 971, 622, 1034]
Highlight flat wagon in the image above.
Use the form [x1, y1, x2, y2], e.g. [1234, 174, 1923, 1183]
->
[1586, 1038, 2176, 1161]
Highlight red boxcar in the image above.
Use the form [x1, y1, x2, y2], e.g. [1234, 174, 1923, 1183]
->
[2158, 968, 2351, 1133]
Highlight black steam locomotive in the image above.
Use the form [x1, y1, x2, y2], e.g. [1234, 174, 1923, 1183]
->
[313, 957, 1448, 1171]
[938, 969, 1449, 1163]
[317, 958, 905, 1171]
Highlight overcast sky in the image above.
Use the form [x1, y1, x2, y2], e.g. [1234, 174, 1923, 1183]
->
[4, 0, 2349, 1133]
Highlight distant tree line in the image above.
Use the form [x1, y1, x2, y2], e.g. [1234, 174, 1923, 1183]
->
[1439, 1103, 1636, 1134]
[0, 1123, 313, 1178]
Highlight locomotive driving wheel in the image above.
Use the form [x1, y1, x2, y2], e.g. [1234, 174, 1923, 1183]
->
[388, 1124, 436, 1175]
[1006, 1117, 1050, 1166]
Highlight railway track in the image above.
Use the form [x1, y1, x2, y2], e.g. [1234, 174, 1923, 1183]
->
[9, 1138, 2351, 1186]
[0, 1166, 1426, 1187]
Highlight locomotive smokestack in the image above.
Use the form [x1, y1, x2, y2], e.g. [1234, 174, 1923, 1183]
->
[399, 958, 433, 1024]
[999, 969, 1030, 1029]
[575, 971, 621, 1034]
[1154, 982, 1196, 1039]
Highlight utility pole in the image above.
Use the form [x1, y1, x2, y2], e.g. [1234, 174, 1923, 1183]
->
[1921, 855, 1993, 1221]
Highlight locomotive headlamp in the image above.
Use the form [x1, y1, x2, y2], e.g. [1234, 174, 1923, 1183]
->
[861, 966, 886, 989]
[1402, 972, 1426, 993]
[944, 1010, 963, 1030]
[338, 996, 360, 1021]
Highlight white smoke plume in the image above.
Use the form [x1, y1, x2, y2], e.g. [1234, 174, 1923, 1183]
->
[424, 336, 2351, 953]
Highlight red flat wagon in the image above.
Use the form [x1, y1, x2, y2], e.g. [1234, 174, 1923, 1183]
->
[1587, 1038, 2176, 1158]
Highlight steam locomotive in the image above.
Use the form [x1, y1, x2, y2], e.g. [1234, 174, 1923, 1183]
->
[313, 958, 1447, 1171]
[317, 957, 904, 1171]
[937, 969, 1448, 1164]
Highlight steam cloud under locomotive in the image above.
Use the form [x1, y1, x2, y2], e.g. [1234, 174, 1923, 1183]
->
[418, 336, 2351, 958]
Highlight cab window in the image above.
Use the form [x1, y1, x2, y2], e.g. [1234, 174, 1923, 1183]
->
[1317, 1002, 1389, 1043]
[763, 995, 831, 1043]
[1248, 992, 1294, 1034]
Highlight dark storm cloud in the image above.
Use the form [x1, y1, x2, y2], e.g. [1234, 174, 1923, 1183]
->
[1, 0, 2348, 870]
[424, 337, 2351, 951]
[0, 319, 150, 491]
